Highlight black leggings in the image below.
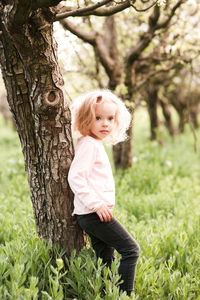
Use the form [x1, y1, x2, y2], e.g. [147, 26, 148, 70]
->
[76, 213, 140, 296]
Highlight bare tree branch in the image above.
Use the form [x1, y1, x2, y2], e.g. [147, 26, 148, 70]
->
[131, 0, 158, 12]
[126, 5, 160, 65]
[55, 0, 159, 21]
[60, 19, 96, 45]
[156, 0, 185, 29]
[55, 0, 112, 20]
[95, 34, 115, 71]
[126, 0, 185, 66]
[55, 0, 132, 20]
[60, 16, 115, 71]
[60, 14, 120, 89]
[134, 63, 183, 92]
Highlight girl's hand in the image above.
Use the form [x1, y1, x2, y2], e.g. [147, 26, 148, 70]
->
[96, 204, 113, 222]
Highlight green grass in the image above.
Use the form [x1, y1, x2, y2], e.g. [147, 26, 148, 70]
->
[0, 110, 200, 300]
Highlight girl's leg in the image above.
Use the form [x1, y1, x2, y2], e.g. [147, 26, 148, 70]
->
[76, 213, 140, 296]
[89, 233, 115, 268]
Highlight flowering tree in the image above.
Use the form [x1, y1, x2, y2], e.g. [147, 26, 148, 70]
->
[59, 0, 187, 168]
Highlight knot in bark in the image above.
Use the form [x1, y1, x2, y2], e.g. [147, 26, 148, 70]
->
[34, 90, 61, 115]
[44, 90, 60, 107]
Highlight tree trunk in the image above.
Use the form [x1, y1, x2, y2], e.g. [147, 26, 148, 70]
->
[190, 110, 199, 129]
[103, 15, 122, 90]
[0, 7, 86, 256]
[113, 119, 133, 170]
[159, 97, 176, 136]
[147, 86, 159, 140]
[178, 109, 186, 133]
[112, 58, 136, 171]
[169, 96, 187, 134]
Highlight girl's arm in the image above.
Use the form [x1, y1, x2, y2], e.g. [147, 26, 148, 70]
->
[68, 140, 104, 212]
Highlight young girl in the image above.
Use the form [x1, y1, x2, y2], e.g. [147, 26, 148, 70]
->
[68, 89, 140, 297]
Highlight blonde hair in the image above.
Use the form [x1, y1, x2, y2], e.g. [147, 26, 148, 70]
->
[70, 89, 131, 144]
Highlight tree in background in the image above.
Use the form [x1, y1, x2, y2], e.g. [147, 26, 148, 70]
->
[59, 0, 190, 169]
[164, 68, 200, 133]
[131, 33, 188, 141]
[132, 2, 200, 141]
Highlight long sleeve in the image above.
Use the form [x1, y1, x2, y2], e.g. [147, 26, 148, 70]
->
[68, 139, 104, 213]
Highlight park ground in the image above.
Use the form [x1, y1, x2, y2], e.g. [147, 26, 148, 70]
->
[0, 108, 200, 299]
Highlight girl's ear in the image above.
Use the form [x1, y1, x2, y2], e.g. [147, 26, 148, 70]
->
[96, 95, 102, 103]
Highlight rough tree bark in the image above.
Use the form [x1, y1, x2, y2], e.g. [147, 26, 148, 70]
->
[0, 2, 86, 256]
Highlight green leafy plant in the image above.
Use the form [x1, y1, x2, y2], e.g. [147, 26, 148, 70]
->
[0, 112, 200, 299]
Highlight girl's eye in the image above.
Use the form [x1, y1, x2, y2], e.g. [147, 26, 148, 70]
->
[96, 116, 101, 120]
[108, 117, 114, 121]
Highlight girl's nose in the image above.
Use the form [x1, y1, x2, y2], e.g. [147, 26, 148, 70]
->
[102, 120, 109, 127]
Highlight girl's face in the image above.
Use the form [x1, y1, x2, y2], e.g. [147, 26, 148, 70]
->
[90, 100, 117, 140]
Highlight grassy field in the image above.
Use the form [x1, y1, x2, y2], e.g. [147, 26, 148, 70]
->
[0, 109, 200, 299]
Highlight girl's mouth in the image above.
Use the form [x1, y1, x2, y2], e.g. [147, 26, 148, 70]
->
[100, 130, 109, 134]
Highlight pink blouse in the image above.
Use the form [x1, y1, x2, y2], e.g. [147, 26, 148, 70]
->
[68, 136, 115, 215]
